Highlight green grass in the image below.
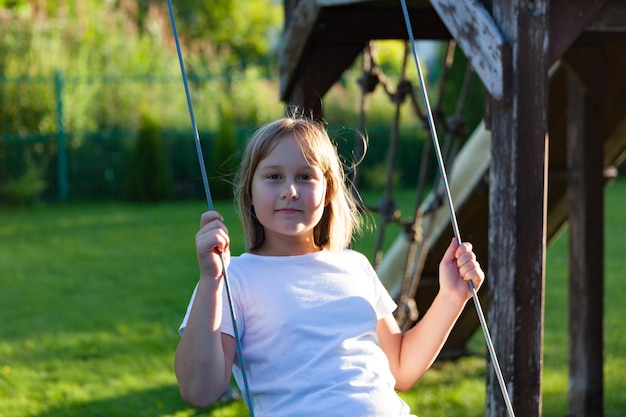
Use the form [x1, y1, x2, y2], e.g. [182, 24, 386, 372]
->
[1, 179, 624, 417]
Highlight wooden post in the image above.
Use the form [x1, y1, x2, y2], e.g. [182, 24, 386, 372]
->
[487, 1, 549, 416]
[565, 46, 605, 417]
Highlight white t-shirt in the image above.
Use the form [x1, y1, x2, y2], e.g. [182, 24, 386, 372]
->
[180, 249, 415, 417]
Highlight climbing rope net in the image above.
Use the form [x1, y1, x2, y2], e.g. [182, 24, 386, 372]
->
[355, 35, 515, 416]
[353, 39, 475, 332]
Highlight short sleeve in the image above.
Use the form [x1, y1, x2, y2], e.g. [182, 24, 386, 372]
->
[219, 273, 245, 340]
[178, 283, 198, 336]
[351, 250, 397, 319]
[373, 275, 397, 319]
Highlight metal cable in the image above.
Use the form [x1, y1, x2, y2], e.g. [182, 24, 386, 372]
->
[399, 2, 516, 416]
[166, 1, 254, 414]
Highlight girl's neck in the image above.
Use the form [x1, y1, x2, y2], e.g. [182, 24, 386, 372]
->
[252, 237, 322, 257]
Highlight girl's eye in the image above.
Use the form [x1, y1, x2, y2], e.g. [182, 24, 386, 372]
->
[267, 174, 281, 180]
[299, 174, 312, 181]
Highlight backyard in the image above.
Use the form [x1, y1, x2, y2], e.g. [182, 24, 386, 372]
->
[0, 180, 624, 417]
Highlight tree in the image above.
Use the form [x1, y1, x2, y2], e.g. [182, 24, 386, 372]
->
[167, 0, 282, 66]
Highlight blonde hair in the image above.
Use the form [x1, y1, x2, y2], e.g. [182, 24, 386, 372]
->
[235, 114, 362, 252]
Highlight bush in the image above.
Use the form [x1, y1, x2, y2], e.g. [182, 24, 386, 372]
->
[125, 113, 172, 202]
[209, 100, 240, 201]
[0, 152, 47, 206]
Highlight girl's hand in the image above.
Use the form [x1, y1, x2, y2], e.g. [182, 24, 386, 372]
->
[195, 211, 230, 282]
[439, 238, 485, 305]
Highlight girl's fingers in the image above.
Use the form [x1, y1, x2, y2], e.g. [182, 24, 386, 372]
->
[441, 237, 484, 288]
[454, 241, 473, 258]
[196, 231, 225, 252]
[196, 211, 230, 257]
[454, 241, 484, 287]
[200, 211, 227, 231]
[196, 214, 230, 279]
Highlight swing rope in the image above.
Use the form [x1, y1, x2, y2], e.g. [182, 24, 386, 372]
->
[399, 1, 516, 416]
[167, 1, 513, 414]
[165, 1, 255, 414]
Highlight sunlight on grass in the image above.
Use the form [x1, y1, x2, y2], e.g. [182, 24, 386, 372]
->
[399, 357, 486, 417]
[0, 179, 624, 416]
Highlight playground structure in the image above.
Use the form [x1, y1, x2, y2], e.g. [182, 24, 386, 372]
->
[278, 1, 626, 416]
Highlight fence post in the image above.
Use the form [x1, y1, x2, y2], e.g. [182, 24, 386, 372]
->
[54, 70, 68, 202]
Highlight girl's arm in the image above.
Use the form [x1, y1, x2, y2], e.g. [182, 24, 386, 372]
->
[174, 211, 236, 407]
[377, 238, 485, 391]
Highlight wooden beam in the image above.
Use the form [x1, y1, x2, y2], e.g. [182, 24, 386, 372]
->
[312, 6, 450, 42]
[429, 0, 511, 102]
[279, 0, 322, 102]
[279, 1, 451, 108]
[586, 0, 626, 32]
[286, 42, 366, 116]
[487, 1, 549, 417]
[549, 0, 607, 64]
[565, 45, 606, 417]
[561, 43, 607, 106]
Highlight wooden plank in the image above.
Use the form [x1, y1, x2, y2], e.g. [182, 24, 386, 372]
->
[279, 1, 450, 105]
[587, 0, 626, 32]
[316, 0, 430, 7]
[487, 1, 549, 416]
[549, 0, 607, 64]
[279, 0, 322, 101]
[286, 42, 366, 116]
[565, 46, 606, 417]
[429, 0, 511, 102]
[283, 0, 299, 29]
[312, 6, 450, 42]
[566, 34, 626, 166]
[317, 0, 382, 5]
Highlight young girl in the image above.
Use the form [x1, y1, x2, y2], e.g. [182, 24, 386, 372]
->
[176, 114, 485, 416]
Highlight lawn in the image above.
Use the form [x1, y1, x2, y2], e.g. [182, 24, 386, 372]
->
[0, 179, 624, 417]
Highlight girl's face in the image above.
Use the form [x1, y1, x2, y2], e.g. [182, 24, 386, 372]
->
[250, 134, 327, 255]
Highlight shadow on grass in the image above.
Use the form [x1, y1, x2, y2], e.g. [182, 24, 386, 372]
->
[32, 384, 247, 417]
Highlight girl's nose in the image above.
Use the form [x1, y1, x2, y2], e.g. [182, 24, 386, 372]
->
[280, 182, 298, 199]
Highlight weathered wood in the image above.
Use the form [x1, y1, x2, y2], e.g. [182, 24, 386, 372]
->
[587, 0, 626, 32]
[429, 0, 511, 102]
[548, 39, 626, 242]
[565, 45, 606, 417]
[310, 6, 450, 43]
[548, 0, 626, 64]
[283, 0, 300, 29]
[549, 0, 607, 63]
[279, 0, 322, 102]
[316, 0, 380, 5]
[279, 1, 450, 109]
[487, 1, 549, 416]
[287, 42, 366, 116]
[279, 0, 626, 368]
[565, 34, 626, 168]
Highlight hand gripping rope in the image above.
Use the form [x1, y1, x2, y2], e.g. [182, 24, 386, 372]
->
[399, 2, 516, 416]
[166, 1, 255, 415]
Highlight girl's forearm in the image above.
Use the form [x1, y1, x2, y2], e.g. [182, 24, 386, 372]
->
[174, 279, 232, 407]
[395, 292, 466, 390]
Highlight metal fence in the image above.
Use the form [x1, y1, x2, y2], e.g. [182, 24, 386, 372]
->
[0, 70, 261, 203]
[0, 71, 434, 204]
